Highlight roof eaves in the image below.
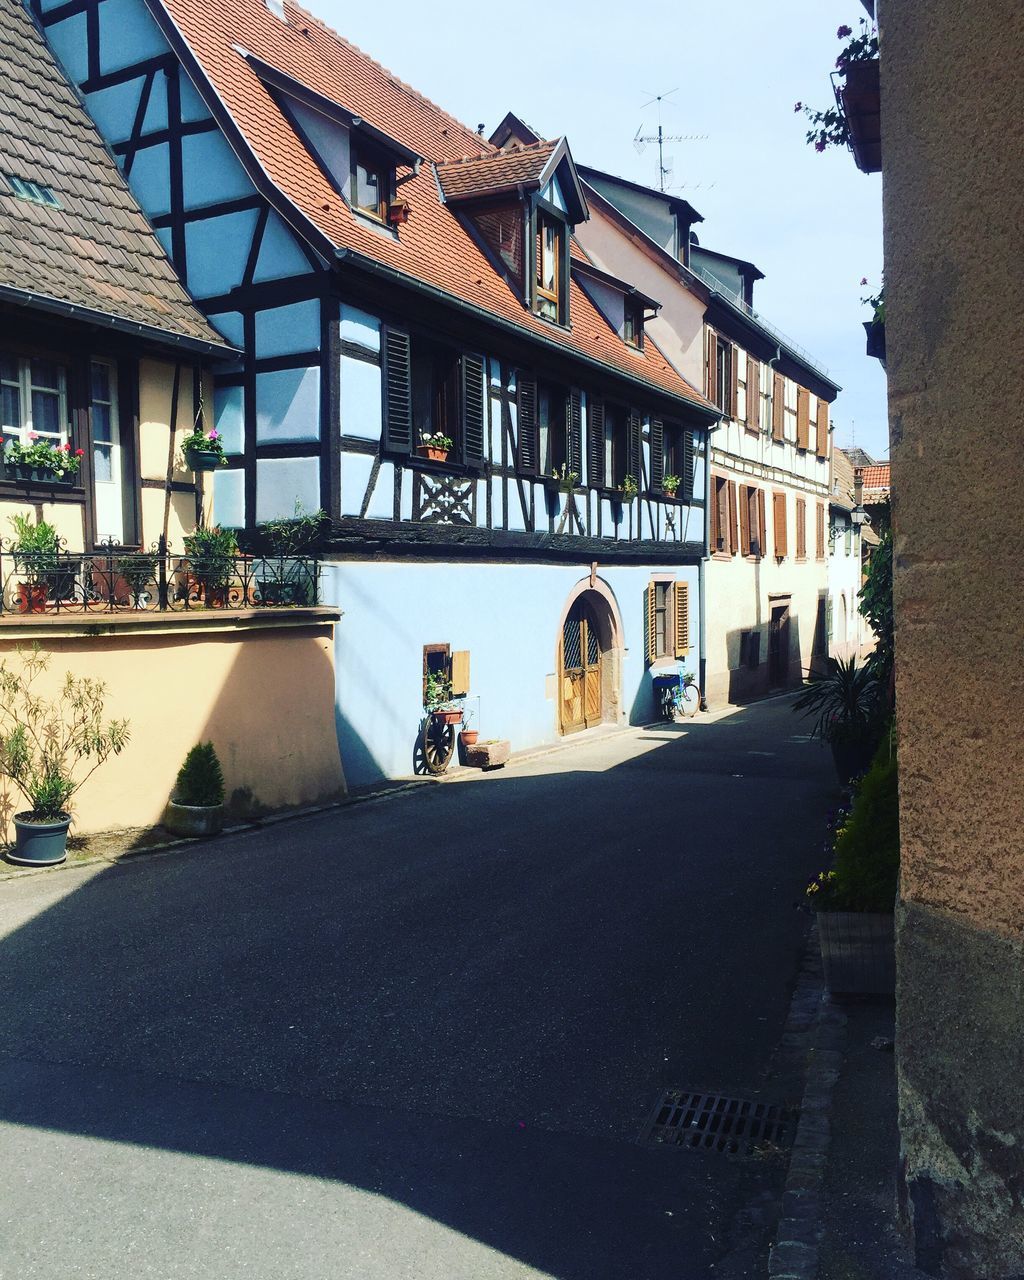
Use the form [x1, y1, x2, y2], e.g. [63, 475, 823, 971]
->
[576, 163, 703, 226]
[0, 283, 237, 359]
[334, 246, 718, 421]
[569, 255, 661, 314]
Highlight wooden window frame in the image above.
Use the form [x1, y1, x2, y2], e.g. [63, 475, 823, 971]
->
[349, 145, 393, 223]
[710, 473, 738, 556]
[771, 371, 785, 443]
[796, 386, 811, 451]
[739, 484, 766, 559]
[744, 355, 760, 435]
[532, 203, 569, 326]
[795, 495, 807, 561]
[816, 501, 826, 560]
[772, 490, 788, 559]
[623, 300, 644, 351]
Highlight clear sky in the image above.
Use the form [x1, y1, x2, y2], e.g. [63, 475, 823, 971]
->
[316, 0, 889, 461]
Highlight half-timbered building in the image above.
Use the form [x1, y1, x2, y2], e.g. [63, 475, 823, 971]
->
[33, 0, 720, 783]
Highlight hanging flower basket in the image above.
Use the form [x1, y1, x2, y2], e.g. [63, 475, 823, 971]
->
[185, 447, 223, 472]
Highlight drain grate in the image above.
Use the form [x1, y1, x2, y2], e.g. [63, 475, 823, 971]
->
[639, 1089, 794, 1155]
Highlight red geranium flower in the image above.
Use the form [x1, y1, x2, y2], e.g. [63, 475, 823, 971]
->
[75, 448, 84, 457]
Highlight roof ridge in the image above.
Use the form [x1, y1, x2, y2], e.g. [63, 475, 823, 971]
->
[284, 0, 494, 153]
[435, 138, 558, 168]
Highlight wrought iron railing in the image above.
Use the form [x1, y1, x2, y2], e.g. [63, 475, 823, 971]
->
[0, 538, 320, 617]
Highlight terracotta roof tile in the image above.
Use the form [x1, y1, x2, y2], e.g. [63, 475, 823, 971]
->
[860, 463, 890, 490]
[436, 140, 559, 202]
[156, 0, 712, 411]
[0, 0, 227, 349]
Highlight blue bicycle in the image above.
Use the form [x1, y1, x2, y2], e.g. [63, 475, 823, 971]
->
[654, 669, 702, 722]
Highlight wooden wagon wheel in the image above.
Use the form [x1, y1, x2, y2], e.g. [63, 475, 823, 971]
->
[421, 715, 456, 775]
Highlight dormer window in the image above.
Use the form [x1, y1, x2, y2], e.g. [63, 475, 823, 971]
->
[533, 208, 568, 324]
[350, 147, 391, 222]
[623, 301, 644, 350]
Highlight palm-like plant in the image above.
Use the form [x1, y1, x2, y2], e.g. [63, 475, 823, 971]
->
[793, 655, 884, 744]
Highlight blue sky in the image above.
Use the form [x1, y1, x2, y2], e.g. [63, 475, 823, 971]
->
[317, 0, 889, 461]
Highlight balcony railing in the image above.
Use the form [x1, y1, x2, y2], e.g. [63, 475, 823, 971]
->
[0, 538, 320, 617]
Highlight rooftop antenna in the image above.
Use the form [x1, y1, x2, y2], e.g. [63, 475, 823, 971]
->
[634, 89, 708, 192]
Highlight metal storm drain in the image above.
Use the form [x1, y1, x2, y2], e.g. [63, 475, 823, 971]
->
[640, 1089, 794, 1155]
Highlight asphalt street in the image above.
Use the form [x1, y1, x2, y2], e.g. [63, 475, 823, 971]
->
[0, 694, 836, 1280]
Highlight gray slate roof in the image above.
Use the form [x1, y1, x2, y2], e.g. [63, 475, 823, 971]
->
[0, 0, 229, 353]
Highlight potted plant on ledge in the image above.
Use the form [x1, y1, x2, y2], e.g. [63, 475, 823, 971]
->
[0, 645, 130, 866]
[9, 514, 62, 614]
[416, 431, 453, 463]
[806, 728, 898, 996]
[617, 474, 639, 504]
[425, 669, 464, 725]
[793, 653, 885, 784]
[4, 436, 84, 486]
[181, 525, 239, 608]
[861, 278, 886, 364]
[164, 742, 226, 838]
[663, 474, 681, 500]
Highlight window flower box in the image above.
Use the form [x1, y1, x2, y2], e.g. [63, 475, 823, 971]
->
[839, 57, 881, 173]
[8, 464, 75, 488]
[864, 318, 886, 364]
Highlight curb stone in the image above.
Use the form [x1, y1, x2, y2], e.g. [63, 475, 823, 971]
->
[768, 918, 848, 1280]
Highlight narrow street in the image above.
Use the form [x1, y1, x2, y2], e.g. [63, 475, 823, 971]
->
[0, 696, 835, 1280]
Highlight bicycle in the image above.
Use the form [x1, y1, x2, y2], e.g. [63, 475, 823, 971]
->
[654, 670, 702, 721]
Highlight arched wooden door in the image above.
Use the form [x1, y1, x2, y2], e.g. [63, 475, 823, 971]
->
[560, 598, 602, 734]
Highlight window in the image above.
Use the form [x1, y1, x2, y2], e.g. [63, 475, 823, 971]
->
[382, 328, 486, 466]
[740, 629, 761, 669]
[739, 484, 766, 558]
[411, 336, 460, 451]
[814, 594, 829, 656]
[533, 210, 566, 323]
[796, 497, 807, 559]
[1, 353, 68, 454]
[623, 301, 644, 350]
[772, 491, 788, 558]
[600, 404, 635, 489]
[4, 175, 61, 208]
[90, 361, 118, 485]
[538, 382, 568, 474]
[349, 148, 390, 221]
[706, 332, 737, 416]
[644, 578, 690, 663]
[662, 424, 692, 499]
[845, 524, 853, 556]
[711, 474, 737, 554]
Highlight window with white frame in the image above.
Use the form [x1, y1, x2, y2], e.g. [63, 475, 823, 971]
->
[90, 360, 118, 483]
[0, 354, 68, 451]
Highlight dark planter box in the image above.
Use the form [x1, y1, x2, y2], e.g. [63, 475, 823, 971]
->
[818, 911, 895, 996]
[185, 448, 222, 472]
[864, 318, 886, 364]
[840, 58, 882, 173]
[7, 464, 74, 487]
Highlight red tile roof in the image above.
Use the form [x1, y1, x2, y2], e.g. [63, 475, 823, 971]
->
[860, 463, 890, 491]
[155, 0, 713, 412]
[436, 140, 560, 203]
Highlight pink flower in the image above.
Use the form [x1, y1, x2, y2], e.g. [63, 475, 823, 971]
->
[860, 277, 869, 286]
[207, 430, 219, 441]
[793, 101, 803, 112]
[837, 24, 852, 37]
[815, 140, 827, 153]
[64, 441, 72, 451]
[28, 432, 38, 441]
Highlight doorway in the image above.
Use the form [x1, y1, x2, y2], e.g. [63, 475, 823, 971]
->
[560, 596, 603, 733]
[768, 601, 791, 687]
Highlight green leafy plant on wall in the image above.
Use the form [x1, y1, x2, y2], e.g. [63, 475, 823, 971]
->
[859, 529, 894, 677]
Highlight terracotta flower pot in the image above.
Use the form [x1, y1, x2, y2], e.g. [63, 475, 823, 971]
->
[417, 446, 449, 462]
[460, 729, 479, 746]
[431, 708, 464, 726]
[15, 582, 48, 614]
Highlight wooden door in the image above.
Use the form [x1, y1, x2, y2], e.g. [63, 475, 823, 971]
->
[561, 600, 602, 733]
[768, 603, 791, 686]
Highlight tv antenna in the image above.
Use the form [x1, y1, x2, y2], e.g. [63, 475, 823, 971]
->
[634, 89, 707, 191]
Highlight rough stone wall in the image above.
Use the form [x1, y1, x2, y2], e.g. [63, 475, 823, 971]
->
[882, 0, 1024, 1274]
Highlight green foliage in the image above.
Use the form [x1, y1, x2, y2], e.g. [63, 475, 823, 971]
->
[859, 530, 894, 676]
[424, 669, 452, 711]
[9, 514, 60, 583]
[5, 438, 83, 477]
[793, 654, 885, 744]
[620, 474, 638, 500]
[0, 645, 130, 820]
[182, 425, 227, 466]
[116, 553, 158, 602]
[183, 524, 238, 592]
[255, 503, 327, 557]
[173, 742, 225, 808]
[810, 730, 899, 912]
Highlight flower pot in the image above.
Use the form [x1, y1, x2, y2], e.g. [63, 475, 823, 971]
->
[15, 582, 48, 614]
[864, 318, 886, 364]
[416, 446, 449, 463]
[9, 464, 74, 487]
[663, 489, 679, 500]
[163, 799, 224, 838]
[829, 735, 877, 785]
[817, 910, 895, 996]
[840, 57, 881, 173]
[460, 729, 479, 747]
[431, 708, 464, 726]
[185, 448, 222, 472]
[7, 812, 71, 866]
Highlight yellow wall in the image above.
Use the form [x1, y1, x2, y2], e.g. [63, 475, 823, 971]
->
[0, 619, 346, 840]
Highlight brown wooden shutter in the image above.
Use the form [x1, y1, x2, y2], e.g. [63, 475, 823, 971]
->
[739, 484, 750, 556]
[681, 429, 695, 501]
[796, 497, 807, 558]
[451, 650, 471, 696]
[461, 353, 486, 466]
[516, 375, 539, 474]
[710, 475, 720, 550]
[674, 581, 690, 657]
[772, 372, 785, 442]
[729, 346, 739, 419]
[796, 386, 810, 450]
[757, 489, 767, 558]
[567, 388, 582, 478]
[649, 417, 664, 493]
[706, 330, 718, 404]
[382, 326, 413, 453]
[773, 491, 787, 557]
[627, 410, 641, 482]
[727, 479, 738, 554]
[816, 399, 829, 458]
[816, 502, 826, 559]
[745, 356, 759, 432]
[644, 584, 656, 665]
[587, 396, 605, 488]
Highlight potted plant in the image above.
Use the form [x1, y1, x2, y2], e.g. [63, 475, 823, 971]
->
[163, 741, 226, 838]
[8, 514, 62, 614]
[460, 706, 478, 748]
[0, 645, 130, 866]
[618, 474, 639, 502]
[796, 19, 881, 172]
[248, 503, 325, 605]
[4, 436, 84, 486]
[545, 463, 579, 495]
[425, 669, 464, 725]
[793, 654, 885, 784]
[115, 552, 159, 608]
[416, 431, 453, 463]
[181, 425, 228, 472]
[806, 729, 898, 996]
[182, 524, 238, 607]
[861, 278, 886, 363]
[663, 474, 681, 499]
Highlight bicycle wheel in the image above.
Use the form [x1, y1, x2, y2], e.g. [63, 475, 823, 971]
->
[679, 682, 701, 718]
